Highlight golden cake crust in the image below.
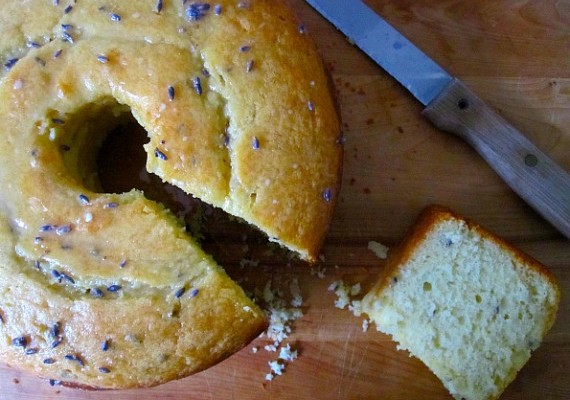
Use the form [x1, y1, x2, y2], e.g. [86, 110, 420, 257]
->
[0, 0, 341, 389]
[370, 205, 560, 304]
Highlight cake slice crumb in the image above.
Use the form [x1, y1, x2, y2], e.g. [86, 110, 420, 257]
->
[310, 265, 327, 279]
[367, 240, 389, 259]
[328, 280, 361, 311]
[255, 278, 303, 380]
[278, 343, 298, 362]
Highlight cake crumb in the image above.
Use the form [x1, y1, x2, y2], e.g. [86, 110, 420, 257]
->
[350, 283, 361, 296]
[264, 343, 277, 352]
[368, 240, 389, 259]
[328, 280, 361, 310]
[267, 359, 284, 377]
[310, 265, 326, 278]
[329, 279, 366, 318]
[264, 343, 298, 381]
[278, 343, 298, 362]
[349, 299, 363, 316]
[289, 278, 302, 307]
[256, 279, 303, 380]
[260, 280, 303, 346]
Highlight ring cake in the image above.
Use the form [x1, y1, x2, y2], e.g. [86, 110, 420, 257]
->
[0, 0, 342, 389]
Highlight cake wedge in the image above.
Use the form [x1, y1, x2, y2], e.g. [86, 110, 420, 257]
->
[362, 205, 560, 400]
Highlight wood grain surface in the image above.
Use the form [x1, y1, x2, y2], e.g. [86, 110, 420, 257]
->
[423, 78, 570, 238]
[1, 1, 569, 399]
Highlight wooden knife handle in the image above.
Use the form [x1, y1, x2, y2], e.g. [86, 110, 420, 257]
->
[423, 78, 570, 238]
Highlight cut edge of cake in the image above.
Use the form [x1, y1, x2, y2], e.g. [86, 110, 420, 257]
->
[361, 205, 560, 400]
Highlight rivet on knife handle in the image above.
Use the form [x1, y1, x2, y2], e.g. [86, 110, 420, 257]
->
[423, 79, 570, 238]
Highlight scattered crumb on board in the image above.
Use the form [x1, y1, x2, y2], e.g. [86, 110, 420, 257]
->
[368, 240, 389, 259]
[254, 278, 303, 381]
[250, 241, 389, 380]
[310, 265, 327, 279]
[328, 280, 371, 333]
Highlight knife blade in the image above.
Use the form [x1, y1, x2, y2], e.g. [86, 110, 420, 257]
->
[306, 0, 570, 238]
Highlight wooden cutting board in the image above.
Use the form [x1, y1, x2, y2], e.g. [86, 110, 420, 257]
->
[1, 1, 568, 399]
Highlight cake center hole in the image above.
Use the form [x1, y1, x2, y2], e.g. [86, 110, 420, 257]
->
[58, 99, 273, 265]
[92, 104, 267, 257]
[56, 99, 204, 232]
[97, 111, 200, 221]
[56, 100, 200, 222]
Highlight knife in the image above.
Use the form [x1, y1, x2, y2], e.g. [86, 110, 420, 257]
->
[306, 0, 570, 238]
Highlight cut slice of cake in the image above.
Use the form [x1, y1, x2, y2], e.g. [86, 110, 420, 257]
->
[361, 205, 560, 400]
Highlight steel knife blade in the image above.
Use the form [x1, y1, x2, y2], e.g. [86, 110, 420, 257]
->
[306, 0, 570, 238]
